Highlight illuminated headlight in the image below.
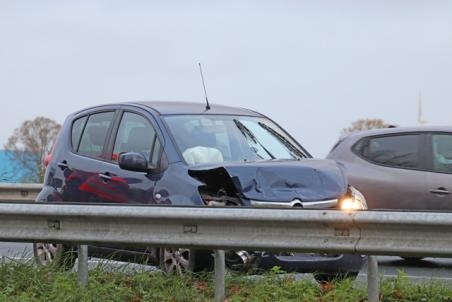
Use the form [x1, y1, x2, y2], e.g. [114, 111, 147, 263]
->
[339, 186, 368, 211]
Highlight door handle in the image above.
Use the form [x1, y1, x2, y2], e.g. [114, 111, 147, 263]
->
[57, 161, 68, 170]
[429, 188, 451, 195]
[99, 173, 113, 182]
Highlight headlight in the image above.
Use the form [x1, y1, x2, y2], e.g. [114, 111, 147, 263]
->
[339, 186, 367, 211]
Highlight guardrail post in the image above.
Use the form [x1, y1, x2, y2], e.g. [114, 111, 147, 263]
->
[77, 244, 88, 288]
[367, 255, 379, 302]
[214, 250, 225, 302]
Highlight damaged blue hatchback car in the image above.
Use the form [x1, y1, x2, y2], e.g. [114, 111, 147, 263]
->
[35, 101, 366, 281]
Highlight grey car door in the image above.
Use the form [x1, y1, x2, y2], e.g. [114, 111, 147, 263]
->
[425, 133, 452, 210]
[346, 133, 429, 210]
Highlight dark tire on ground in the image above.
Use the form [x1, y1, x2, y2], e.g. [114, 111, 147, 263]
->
[33, 243, 77, 270]
[159, 248, 213, 274]
[314, 272, 359, 283]
[401, 256, 424, 261]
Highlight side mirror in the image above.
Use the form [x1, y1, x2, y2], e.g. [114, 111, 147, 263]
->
[119, 152, 157, 173]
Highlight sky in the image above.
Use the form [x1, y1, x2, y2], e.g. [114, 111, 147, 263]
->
[1, 0, 451, 157]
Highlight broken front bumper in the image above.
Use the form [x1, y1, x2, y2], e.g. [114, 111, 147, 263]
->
[257, 253, 366, 275]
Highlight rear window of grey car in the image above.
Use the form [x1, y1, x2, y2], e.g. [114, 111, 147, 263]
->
[77, 112, 115, 158]
[353, 134, 420, 169]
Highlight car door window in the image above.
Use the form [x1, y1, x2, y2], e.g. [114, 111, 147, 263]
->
[112, 112, 158, 164]
[71, 116, 88, 150]
[150, 138, 161, 165]
[77, 112, 115, 158]
[354, 134, 420, 168]
[431, 134, 452, 173]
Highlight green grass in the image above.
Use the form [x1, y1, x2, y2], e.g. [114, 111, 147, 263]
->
[0, 261, 451, 302]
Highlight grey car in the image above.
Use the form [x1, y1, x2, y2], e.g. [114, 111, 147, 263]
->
[327, 126, 452, 211]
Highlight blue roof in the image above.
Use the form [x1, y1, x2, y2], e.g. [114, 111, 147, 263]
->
[0, 151, 29, 182]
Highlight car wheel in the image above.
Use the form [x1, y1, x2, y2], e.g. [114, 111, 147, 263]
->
[160, 248, 194, 274]
[159, 248, 212, 274]
[401, 256, 424, 261]
[33, 243, 77, 270]
[314, 272, 359, 283]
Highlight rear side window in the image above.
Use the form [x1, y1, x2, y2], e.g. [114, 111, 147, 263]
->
[112, 112, 159, 165]
[71, 116, 88, 150]
[432, 134, 452, 173]
[77, 112, 115, 158]
[353, 134, 420, 169]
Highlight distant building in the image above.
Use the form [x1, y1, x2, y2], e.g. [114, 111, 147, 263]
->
[0, 150, 28, 183]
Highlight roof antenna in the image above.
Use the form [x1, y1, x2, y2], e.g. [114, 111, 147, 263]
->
[198, 63, 211, 110]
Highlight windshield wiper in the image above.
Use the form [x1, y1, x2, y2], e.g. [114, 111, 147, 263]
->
[258, 122, 305, 159]
[233, 119, 275, 160]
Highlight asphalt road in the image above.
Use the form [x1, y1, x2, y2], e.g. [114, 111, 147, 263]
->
[2, 242, 452, 282]
[0, 242, 32, 259]
[365, 256, 452, 282]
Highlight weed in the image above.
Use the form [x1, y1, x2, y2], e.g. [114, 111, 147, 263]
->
[0, 262, 450, 301]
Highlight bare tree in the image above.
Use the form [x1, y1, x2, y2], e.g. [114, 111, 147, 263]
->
[343, 118, 391, 134]
[4, 117, 61, 182]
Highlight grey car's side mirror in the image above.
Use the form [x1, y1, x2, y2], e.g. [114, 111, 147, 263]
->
[119, 152, 158, 174]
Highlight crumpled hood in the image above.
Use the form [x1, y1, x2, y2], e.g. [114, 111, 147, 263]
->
[188, 159, 348, 202]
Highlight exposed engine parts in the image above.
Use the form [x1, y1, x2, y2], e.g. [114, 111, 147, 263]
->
[189, 168, 262, 270]
[189, 167, 243, 206]
[201, 188, 242, 206]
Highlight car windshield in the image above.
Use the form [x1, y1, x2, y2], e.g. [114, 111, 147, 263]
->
[164, 115, 308, 166]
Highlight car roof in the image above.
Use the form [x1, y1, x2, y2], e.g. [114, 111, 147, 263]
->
[342, 126, 452, 141]
[131, 101, 262, 116]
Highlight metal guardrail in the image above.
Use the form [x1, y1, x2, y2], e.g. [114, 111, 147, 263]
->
[0, 202, 451, 301]
[1, 203, 451, 257]
[0, 183, 42, 201]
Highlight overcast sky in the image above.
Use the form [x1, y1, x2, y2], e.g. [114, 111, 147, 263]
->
[1, 1, 451, 157]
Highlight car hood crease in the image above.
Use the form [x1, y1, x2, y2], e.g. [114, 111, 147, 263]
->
[188, 159, 348, 203]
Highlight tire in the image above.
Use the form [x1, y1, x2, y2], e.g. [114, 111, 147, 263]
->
[314, 272, 359, 283]
[33, 243, 77, 270]
[159, 248, 212, 274]
[401, 256, 424, 261]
